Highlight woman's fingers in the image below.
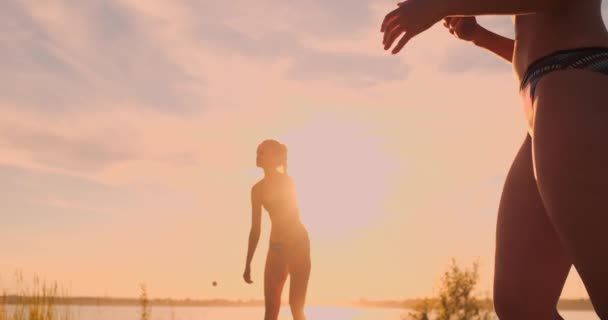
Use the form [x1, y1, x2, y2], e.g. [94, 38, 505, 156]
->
[448, 17, 461, 28]
[383, 22, 392, 44]
[381, 7, 401, 32]
[383, 12, 403, 41]
[453, 18, 465, 36]
[243, 274, 253, 284]
[392, 32, 413, 54]
[385, 25, 406, 50]
[382, 1, 445, 52]
[444, 17, 467, 37]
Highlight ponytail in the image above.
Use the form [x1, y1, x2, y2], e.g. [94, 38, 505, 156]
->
[280, 143, 288, 174]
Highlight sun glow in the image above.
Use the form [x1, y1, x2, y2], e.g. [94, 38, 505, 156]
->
[279, 113, 402, 240]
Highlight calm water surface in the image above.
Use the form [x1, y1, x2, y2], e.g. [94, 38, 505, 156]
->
[60, 305, 599, 320]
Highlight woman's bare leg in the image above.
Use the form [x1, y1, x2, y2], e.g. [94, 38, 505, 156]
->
[533, 69, 608, 318]
[264, 250, 288, 320]
[288, 239, 311, 320]
[494, 136, 572, 319]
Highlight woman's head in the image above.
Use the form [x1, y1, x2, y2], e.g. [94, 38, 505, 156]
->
[256, 139, 288, 172]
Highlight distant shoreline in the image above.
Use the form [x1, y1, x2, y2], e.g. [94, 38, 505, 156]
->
[1, 296, 595, 311]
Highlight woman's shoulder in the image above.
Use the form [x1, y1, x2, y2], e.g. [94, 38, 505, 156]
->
[252, 175, 295, 191]
[283, 175, 297, 189]
[252, 179, 266, 193]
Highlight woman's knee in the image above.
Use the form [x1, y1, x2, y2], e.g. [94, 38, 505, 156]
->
[289, 302, 306, 320]
[493, 284, 523, 319]
[264, 304, 281, 320]
[494, 282, 562, 320]
[494, 303, 560, 320]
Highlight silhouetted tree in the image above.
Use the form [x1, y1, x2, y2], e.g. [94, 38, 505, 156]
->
[406, 260, 493, 320]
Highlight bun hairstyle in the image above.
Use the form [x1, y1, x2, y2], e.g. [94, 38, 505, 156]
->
[259, 139, 288, 173]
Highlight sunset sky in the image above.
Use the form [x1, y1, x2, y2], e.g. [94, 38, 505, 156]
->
[1, 0, 605, 304]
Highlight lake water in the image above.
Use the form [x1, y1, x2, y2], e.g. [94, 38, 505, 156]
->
[54, 305, 598, 320]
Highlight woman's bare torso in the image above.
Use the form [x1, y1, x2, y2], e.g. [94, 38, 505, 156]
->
[512, 0, 608, 81]
[260, 175, 307, 245]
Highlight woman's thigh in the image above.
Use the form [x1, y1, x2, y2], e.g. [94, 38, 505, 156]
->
[494, 135, 571, 319]
[533, 69, 608, 318]
[264, 250, 288, 320]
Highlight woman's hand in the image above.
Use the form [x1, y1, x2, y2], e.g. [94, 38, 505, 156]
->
[243, 265, 253, 284]
[381, 0, 447, 54]
[443, 16, 482, 42]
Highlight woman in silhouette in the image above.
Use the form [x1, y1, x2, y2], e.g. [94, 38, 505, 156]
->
[381, 0, 608, 318]
[243, 139, 311, 320]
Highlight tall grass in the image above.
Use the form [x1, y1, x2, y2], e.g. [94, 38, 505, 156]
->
[0, 294, 7, 320]
[139, 284, 150, 320]
[138, 284, 180, 320]
[0, 272, 71, 320]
